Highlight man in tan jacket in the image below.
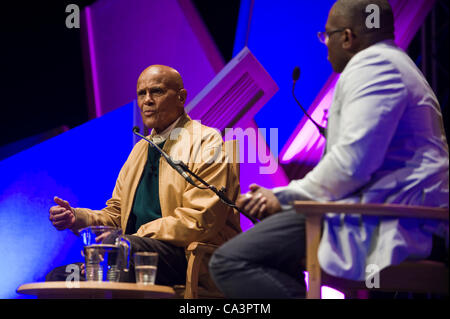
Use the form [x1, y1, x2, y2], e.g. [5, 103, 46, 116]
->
[47, 65, 241, 287]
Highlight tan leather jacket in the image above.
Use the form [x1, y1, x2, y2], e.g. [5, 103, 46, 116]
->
[71, 113, 241, 248]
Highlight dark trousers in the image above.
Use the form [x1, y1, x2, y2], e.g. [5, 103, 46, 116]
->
[209, 210, 307, 298]
[46, 235, 188, 286]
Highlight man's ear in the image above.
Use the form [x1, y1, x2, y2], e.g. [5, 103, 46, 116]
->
[178, 88, 187, 104]
[342, 28, 354, 50]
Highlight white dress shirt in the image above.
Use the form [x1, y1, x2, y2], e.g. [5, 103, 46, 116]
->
[273, 40, 449, 280]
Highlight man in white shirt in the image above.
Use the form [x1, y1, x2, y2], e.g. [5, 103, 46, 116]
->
[209, 0, 449, 298]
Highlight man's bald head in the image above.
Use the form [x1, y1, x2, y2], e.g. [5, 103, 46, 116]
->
[331, 0, 394, 42]
[136, 64, 187, 133]
[138, 65, 184, 91]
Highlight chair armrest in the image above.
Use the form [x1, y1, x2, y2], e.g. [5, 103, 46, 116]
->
[294, 201, 448, 299]
[293, 201, 449, 220]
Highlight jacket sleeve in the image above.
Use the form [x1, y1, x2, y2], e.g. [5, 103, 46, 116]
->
[136, 132, 238, 247]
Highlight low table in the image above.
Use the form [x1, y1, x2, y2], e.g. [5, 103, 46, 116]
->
[17, 281, 176, 299]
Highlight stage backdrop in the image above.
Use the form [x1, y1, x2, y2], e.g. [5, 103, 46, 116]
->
[1, 0, 435, 299]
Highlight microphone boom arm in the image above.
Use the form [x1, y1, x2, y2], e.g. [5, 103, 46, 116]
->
[132, 127, 259, 224]
[292, 66, 326, 137]
[174, 160, 259, 224]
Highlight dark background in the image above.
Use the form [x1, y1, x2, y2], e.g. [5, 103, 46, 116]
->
[0, 0, 448, 151]
[0, 0, 240, 149]
[1, 1, 92, 146]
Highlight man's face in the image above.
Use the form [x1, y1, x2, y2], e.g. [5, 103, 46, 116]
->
[324, 6, 350, 73]
[136, 68, 185, 133]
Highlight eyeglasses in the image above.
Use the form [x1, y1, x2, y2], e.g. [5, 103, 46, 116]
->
[317, 28, 347, 44]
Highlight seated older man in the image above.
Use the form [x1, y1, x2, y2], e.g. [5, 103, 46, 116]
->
[47, 65, 241, 287]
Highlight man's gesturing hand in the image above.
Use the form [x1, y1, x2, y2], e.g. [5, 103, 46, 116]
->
[236, 184, 282, 221]
[49, 196, 76, 230]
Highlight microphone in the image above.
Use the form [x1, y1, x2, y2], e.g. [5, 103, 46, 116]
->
[292, 66, 326, 136]
[132, 126, 199, 187]
[292, 66, 300, 82]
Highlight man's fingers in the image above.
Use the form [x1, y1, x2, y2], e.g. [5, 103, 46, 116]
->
[49, 207, 66, 221]
[257, 203, 267, 220]
[54, 196, 71, 210]
[49, 199, 76, 230]
[235, 193, 252, 210]
[244, 192, 262, 212]
[49, 205, 65, 215]
[50, 210, 71, 222]
[248, 196, 266, 218]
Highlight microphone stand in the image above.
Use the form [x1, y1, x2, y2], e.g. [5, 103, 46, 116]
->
[133, 127, 259, 224]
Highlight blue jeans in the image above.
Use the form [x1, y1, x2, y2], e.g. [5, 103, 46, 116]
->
[209, 210, 307, 298]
